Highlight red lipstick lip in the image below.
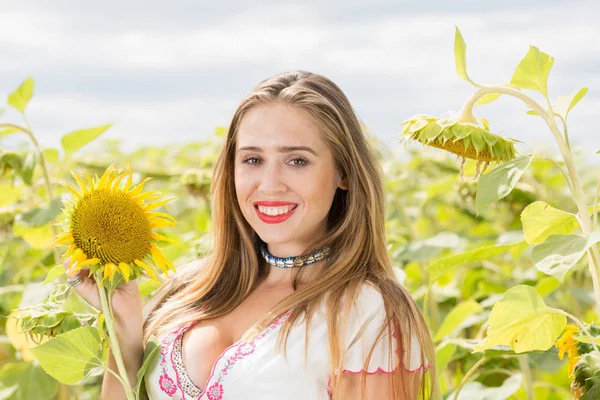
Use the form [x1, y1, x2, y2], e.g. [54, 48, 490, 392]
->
[253, 201, 298, 207]
[254, 203, 298, 224]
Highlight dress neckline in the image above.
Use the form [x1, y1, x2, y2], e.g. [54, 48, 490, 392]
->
[172, 311, 292, 398]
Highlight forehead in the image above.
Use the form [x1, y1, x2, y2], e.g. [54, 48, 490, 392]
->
[236, 103, 324, 148]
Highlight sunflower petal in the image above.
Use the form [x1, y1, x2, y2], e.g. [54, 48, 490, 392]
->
[150, 243, 175, 276]
[129, 177, 152, 197]
[101, 263, 118, 285]
[143, 197, 175, 211]
[81, 172, 96, 191]
[152, 233, 180, 246]
[146, 212, 177, 223]
[61, 183, 82, 201]
[70, 171, 89, 195]
[118, 262, 132, 282]
[132, 191, 162, 202]
[98, 164, 116, 189]
[135, 259, 159, 283]
[149, 219, 177, 229]
[78, 258, 101, 267]
[52, 232, 74, 247]
[124, 164, 133, 191]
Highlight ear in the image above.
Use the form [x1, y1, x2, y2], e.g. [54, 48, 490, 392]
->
[337, 173, 349, 190]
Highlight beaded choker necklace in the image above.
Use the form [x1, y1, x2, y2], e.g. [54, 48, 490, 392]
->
[260, 244, 331, 268]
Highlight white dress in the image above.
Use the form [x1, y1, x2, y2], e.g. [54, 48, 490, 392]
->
[144, 283, 427, 400]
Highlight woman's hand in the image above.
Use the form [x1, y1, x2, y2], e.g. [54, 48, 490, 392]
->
[63, 258, 143, 323]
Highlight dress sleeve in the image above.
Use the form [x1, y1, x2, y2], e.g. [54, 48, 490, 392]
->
[342, 284, 427, 374]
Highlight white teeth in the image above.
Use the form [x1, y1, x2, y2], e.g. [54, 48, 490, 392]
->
[257, 205, 295, 216]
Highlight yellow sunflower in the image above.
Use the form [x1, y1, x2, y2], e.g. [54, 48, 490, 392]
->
[53, 163, 178, 285]
[555, 325, 581, 376]
[399, 114, 520, 179]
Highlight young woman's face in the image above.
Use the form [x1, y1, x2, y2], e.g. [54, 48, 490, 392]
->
[234, 102, 347, 254]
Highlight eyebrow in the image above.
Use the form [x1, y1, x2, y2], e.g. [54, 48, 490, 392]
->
[236, 145, 318, 156]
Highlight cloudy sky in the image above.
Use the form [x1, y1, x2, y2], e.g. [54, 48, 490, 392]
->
[1, 0, 598, 164]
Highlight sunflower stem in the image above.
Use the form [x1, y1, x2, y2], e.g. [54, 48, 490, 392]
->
[453, 357, 487, 400]
[0, 122, 61, 265]
[552, 308, 600, 356]
[518, 355, 534, 400]
[460, 86, 600, 316]
[96, 276, 136, 400]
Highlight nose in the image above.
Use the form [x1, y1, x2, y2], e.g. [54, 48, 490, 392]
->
[258, 162, 287, 194]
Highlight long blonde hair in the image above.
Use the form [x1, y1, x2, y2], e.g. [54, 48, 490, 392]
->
[143, 71, 435, 399]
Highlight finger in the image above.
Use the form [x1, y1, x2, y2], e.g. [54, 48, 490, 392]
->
[63, 260, 101, 310]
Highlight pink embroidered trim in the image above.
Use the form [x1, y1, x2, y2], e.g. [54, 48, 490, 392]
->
[159, 324, 193, 398]
[198, 312, 291, 399]
[158, 312, 292, 400]
[339, 323, 432, 375]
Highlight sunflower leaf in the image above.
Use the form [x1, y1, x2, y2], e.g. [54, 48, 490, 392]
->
[475, 154, 534, 215]
[531, 231, 600, 282]
[15, 197, 63, 227]
[135, 339, 161, 397]
[474, 285, 566, 353]
[20, 150, 37, 186]
[30, 326, 103, 385]
[510, 45, 554, 96]
[454, 26, 478, 87]
[0, 362, 58, 400]
[555, 87, 588, 121]
[61, 124, 113, 159]
[520, 201, 580, 244]
[8, 77, 35, 114]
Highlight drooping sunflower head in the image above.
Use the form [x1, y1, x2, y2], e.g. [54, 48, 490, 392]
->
[555, 325, 581, 376]
[399, 114, 520, 179]
[54, 163, 178, 285]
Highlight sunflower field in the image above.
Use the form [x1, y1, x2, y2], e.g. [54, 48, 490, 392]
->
[1, 27, 599, 399]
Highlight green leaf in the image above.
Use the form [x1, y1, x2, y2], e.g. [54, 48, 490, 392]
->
[531, 231, 600, 282]
[139, 279, 159, 297]
[30, 326, 103, 385]
[454, 26, 477, 86]
[0, 126, 22, 137]
[20, 151, 36, 186]
[520, 201, 580, 244]
[0, 361, 58, 400]
[475, 154, 534, 215]
[215, 126, 227, 137]
[535, 276, 561, 297]
[434, 342, 455, 379]
[42, 148, 60, 164]
[61, 124, 112, 158]
[40, 265, 67, 285]
[427, 241, 526, 283]
[135, 339, 161, 396]
[12, 223, 54, 249]
[8, 77, 35, 114]
[15, 197, 63, 227]
[476, 92, 502, 106]
[474, 285, 566, 353]
[434, 300, 483, 341]
[0, 184, 22, 206]
[450, 373, 522, 400]
[510, 45, 554, 96]
[555, 87, 588, 120]
[0, 150, 23, 173]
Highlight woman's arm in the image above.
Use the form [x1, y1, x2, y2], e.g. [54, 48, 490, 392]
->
[101, 311, 144, 400]
[338, 370, 422, 400]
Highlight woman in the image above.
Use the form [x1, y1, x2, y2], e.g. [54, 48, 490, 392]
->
[65, 71, 435, 399]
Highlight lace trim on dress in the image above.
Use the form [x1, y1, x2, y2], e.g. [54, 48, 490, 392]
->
[173, 333, 203, 397]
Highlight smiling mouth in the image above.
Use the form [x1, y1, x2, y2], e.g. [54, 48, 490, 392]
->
[254, 204, 298, 216]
